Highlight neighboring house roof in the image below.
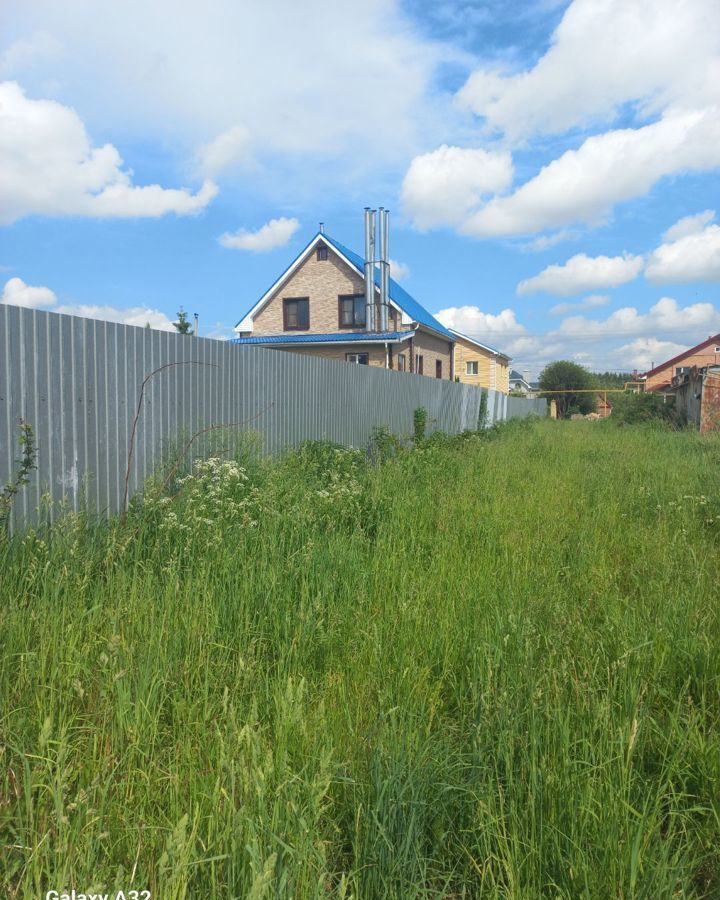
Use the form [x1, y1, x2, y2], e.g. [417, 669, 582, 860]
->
[449, 328, 511, 361]
[234, 231, 455, 341]
[232, 330, 414, 346]
[642, 333, 720, 378]
[510, 369, 529, 383]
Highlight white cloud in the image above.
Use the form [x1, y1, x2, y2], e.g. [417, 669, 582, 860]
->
[197, 126, 253, 178]
[1, 276, 57, 308]
[433, 297, 720, 375]
[435, 305, 526, 339]
[5, 0, 451, 177]
[550, 295, 610, 315]
[662, 209, 715, 242]
[611, 337, 688, 372]
[218, 217, 300, 252]
[389, 259, 410, 281]
[54, 303, 176, 330]
[1, 275, 176, 330]
[0, 81, 217, 225]
[400, 144, 513, 229]
[518, 253, 644, 296]
[556, 296, 720, 341]
[456, 0, 720, 141]
[460, 109, 720, 237]
[646, 216, 720, 283]
[0, 32, 62, 76]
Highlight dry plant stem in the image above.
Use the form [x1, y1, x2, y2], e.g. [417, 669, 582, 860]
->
[160, 402, 274, 494]
[122, 361, 218, 517]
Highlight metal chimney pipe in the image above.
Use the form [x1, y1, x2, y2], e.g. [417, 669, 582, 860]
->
[364, 208, 376, 332]
[377, 208, 385, 332]
[381, 209, 390, 332]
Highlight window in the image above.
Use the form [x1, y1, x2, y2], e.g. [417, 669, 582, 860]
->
[416, 354, 424, 375]
[435, 359, 442, 379]
[317, 246, 328, 261]
[397, 353, 407, 372]
[338, 295, 366, 328]
[715, 347, 720, 353]
[283, 297, 309, 330]
[346, 353, 369, 365]
[466, 360, 479, 375]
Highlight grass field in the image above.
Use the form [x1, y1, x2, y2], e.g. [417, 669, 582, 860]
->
[2, 418, 719, 898]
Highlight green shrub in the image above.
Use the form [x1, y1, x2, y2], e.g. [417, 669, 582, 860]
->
[413, 407, 427, 446]
[611, 391, 686, 427]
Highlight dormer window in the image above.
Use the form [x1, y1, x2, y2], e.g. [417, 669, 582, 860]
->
[317, 246, 328, 261]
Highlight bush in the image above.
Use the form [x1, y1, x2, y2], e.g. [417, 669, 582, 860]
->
[611, 391, 685, 427]
[413, 407, 427, 446]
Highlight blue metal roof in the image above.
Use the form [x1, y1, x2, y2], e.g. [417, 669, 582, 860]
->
[234, 231, 455, 341]
[232, 330, 413, 345]
[323, 234, 454, 340]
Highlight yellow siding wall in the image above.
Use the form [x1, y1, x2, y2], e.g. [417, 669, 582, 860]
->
[453, 337, 510, 393]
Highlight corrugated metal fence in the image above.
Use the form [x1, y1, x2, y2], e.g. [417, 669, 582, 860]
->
[1, 306, 545, 531]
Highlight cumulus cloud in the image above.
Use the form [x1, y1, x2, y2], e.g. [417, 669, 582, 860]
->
[518, 253, 644, 296]
[460, 109, 720, 237]
[197, 126, 253, 178]
[1, 275, 177, 330]
[435, 305, 526, 339]
[1, 276, 57, 309]
[5, 0, 448, 176]
[0, 81, 217, 225]
[218, 217, 300, 252]
[611, 337, 689, 372]
[646, 214, 720, 283]
[389, 259, 410, 281]
[53, 304, 176, 330]
[400, 145, 513, 229]
[662, 209, 715, 242]
[456, 0, 720, 141]
[550, 295, 610, 316]
[556, 296, 720, 341]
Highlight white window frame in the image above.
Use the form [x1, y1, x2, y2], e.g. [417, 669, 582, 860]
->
[466, 360, 479, 375]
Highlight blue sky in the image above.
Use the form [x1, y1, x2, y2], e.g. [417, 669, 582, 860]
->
[1, 0, 719, 376]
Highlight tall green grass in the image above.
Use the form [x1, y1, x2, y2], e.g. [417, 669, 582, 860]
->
[1, 419, 719, 898]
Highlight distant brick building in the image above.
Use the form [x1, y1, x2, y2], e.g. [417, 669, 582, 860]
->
[642, 334, 720, 392]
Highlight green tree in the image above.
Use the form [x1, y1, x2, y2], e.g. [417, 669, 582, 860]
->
[539, 360, 595, 418]
[173, 307, 193, 335]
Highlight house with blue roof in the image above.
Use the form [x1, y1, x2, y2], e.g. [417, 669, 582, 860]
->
[233, 228, 455, 379]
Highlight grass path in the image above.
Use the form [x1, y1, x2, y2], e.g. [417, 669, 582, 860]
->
[1, 420, 719, 898]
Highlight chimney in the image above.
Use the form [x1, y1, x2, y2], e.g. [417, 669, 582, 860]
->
[523, 370, 531, 384]
[319, 222, 324, 234]
[364, 208, 376, 332]
[379, 208, 390, 332]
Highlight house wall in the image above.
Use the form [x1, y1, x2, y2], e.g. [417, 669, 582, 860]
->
[453, 337, 509, 393]
[250, 250, 404, 337]
[277, 343, 390, 368]
[646, 344, 720, 391]
[409, 330, 453, 380]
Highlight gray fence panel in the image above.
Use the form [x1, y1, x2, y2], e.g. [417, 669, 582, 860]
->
[1, 306, 544, 531]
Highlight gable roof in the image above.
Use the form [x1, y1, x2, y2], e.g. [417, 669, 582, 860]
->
[448, 328, 511, 361]
[643, 333, 720, 378]
[235, 231, 454, 341]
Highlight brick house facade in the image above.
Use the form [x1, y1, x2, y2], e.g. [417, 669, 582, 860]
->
[642, 333, 720, 392]
[233, 232, 455, 378]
